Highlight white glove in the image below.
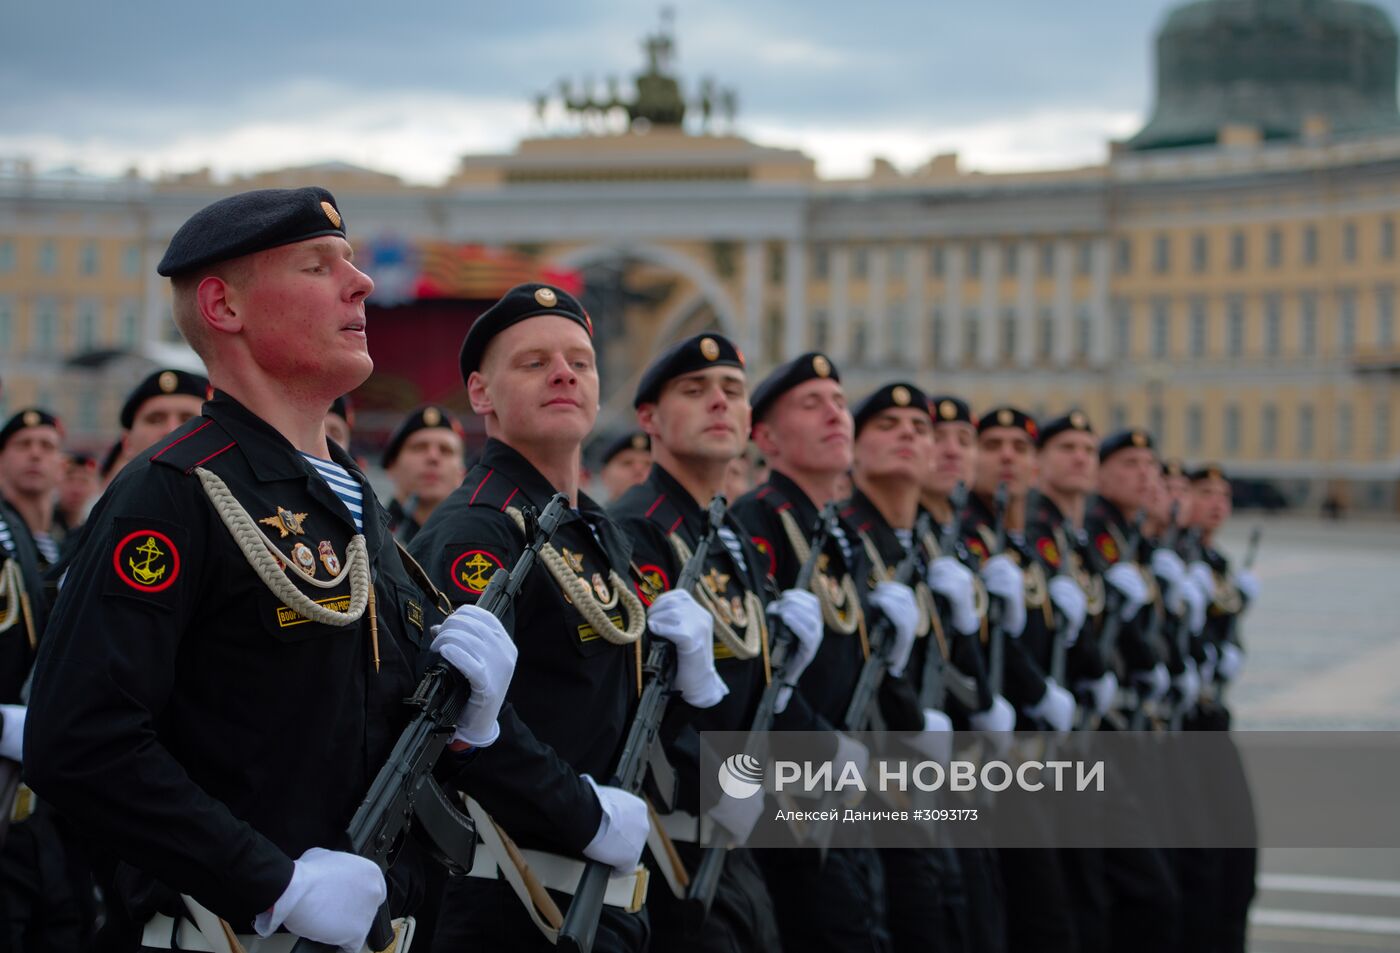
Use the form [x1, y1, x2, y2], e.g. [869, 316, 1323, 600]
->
[1181, 572, 1208, 636]
[1026, 678, 1075, 733]
[254, 847, 386, 953]
[708, 777, 766, 843]
[1234, 569, 1259, 604]
[968, 694, 1016, 733]
[0, 704, 25, 762]
[1151, 549, 1188, 615]
[582, 776, 649, 874]
[431, 604, 518, 747]
[1047, 576, 1087, 645]
[906, 708, 954, 765]
[1187, 561, 1216, 610]
[870, 581, 918, 677]
[1173, 659, 1201, 710]
[1199, 642, 1219, 686]
[1105, 562, 1149, 621]
[926, 557, 979, 635]
[1077, 671, 1119, 717]
[1218, 643, 1245, 682]
[1135, 662, 1171, 703]
[648, 589, 728, 709]
[771, 588, 822, 714]
[980, 555, 1026, 637]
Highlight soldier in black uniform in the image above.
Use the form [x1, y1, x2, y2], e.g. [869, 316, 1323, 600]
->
[382, 405, 467, 545]
[595, 431, 652, 503]
[611, 332, 817, 952]
[731, 352, 919, 953]
[325, 393, 355, 452]
[0, 410, 66, 571]
[24, 187, 518, 952]
[412, 283, 725, 953]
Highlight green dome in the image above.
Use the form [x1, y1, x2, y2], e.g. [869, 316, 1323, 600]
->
[1129, 0, 1400, 150]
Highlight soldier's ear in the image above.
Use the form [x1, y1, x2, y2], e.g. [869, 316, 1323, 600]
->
[466, 370, 492, 416]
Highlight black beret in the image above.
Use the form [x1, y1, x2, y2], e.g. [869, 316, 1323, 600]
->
[329, 394, 355, 428]
[157, 187, 347, 277]
[1099, 428, 1156, 462]
[99, 438, 124, 479]
[120, 368, 211, 428]
[0, 408, 63, 452]
[598, 431, 651, 466]
[634, 333, 746, 407]
[1036, 409, 1095, 449]
[853, 382, 930, 435]
[1188, 462, 1229, 483]
[67, 452, 96, 470]
[1161, 457, 1187, 478]
[459, 282, 593, 383]
[381, 405, 465, 468]
[976, 405, 1038, 441]
[928, 394, 976, 427]
[750, 351, 841, 425]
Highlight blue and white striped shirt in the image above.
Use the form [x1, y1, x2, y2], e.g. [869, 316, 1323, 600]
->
[301, 454, 364, 533]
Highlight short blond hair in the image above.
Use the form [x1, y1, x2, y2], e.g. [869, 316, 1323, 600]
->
[170, 257, 252, 361]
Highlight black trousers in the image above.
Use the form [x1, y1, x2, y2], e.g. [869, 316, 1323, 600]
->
[646, 845, 781, 953]
[755, 846, 889, 953]
[0, 807, 95, 953]
[430, 876, 648, 953]
[880, 845, 973, 953]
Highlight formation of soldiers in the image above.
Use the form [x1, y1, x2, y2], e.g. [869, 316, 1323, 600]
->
[0, 187, 1261, 953]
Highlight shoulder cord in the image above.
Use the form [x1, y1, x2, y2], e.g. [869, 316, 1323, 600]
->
[195, 466, 370, 626]
[859, 531, 932, 638]
[777, 508, 859, 635]
[667, 534, 765, 659]
[0, 559, 36, 649]
[505, 507, 644, 645]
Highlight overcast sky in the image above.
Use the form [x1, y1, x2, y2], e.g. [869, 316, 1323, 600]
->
[5, 0, 1400, 182]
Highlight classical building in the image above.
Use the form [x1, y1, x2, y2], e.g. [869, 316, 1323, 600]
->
[1, 0, 1398, 508]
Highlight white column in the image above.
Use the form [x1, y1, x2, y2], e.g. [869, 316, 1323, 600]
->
[978, 240, 1001, 369]
[941, 245, 964, 369]
[782, 239, 807, 361]
[744, 239, 765, 360]
[1089, 237, 1111, 367]
[868, 246, 888, 368]
[1053, 239, 1074, 368]
[906, 245, 927, 371]
[143, 238, 166, 347]
[1015, 239, 1036, 369]
[830, 246, 852, 362]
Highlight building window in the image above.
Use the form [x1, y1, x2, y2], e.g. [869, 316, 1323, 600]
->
[966, 245, 981, 280]
[1261, 404, 1278, 456]
[1223, 404, 1240, 454]
[889, 304, 908, 366]
[1267, 227, 1283, 268]
[1149, 405, 1166, 447]
[1302, 225, 1319, 265]
[1339, 289, 1357, 355]
[1301, 292, 1318, 354]
[39, 240, 57, 274]
[1187, 405, 1203, 452]
[1114, 301, 1132, 359]
[812, 247, 830, 280]
[0, 240, 13, 274]
[852, 311, 868, 363]
[120, 301, 141, 348]
[768, 244, 785, 285]
[76, 300, 99, 351]
[1382, 219, 1396, 262]
[1111, 404, 1128, 431]
[1153, 235, 1171, 274]
[1189, 298, 1207, 358]
[1298, 405, 1315, 457]
[1229, 231, 1246, 271]
[765, 307, 783, 364]
[1191, 233, 1208, 273]
[853, 248, 869, 280]
[1265, 294, 1282, 356]
[1038, 307, 1054, 360]
[0, 298, 11, 350]
[1379, 285, 1395, 349]
[1039, 242, 1055, 277]
[1115, 238, 1132, 275]
[1226, 296, 1245, 357]
[1375, 403, 1391, 459]
[811, 309, 829, 351]
[1076, 304, 1091, 358]
[890, 247, 907, 276]
[964, 311, 979, 362]
[1343, 221, 1358, 263]
[1077, 240, 1092, 277]
[1152, 298, 1170, 359]
[1003, 243, 1019, 275]
[1336, 404, 1353, 456]
[78, 387, 100, 432]
[930, 308, 944, 363]
[1001, 308, 1016, 362]
[80, 241, 99, 276]
[929, 245, 945, 278]
[35, 299, 58, 353]
[124, 243, 142, 277]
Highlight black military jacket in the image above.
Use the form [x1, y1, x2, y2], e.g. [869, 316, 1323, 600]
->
[1025, 491, 1110, 684]
[0, 496, 48, 703]
[959, 491, 1051, 712]
[730, 471, 870, 732]
[1083, 495, 1164, 675]
[410, 438, 641, 854]
[25, 393, 434, 927]
[611, 464, 781, 812]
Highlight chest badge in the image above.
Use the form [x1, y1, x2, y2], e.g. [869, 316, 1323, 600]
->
[702, 567, 731, 596]
[591, 571, 617, 608]
[318, 540, 341, 575]
[291, 542, 317, 576]
[260, 507, 309, 539]
[561, 547, 585, 574]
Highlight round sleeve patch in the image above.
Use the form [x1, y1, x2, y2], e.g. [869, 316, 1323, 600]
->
[451, 549, 505, 594]
[1095, 533, 1119, 564]
[634, 564, 669, 606]
[1036, 537, 1061, 569]
[113, 529, 181, 593]
[750, 537, 777, 578]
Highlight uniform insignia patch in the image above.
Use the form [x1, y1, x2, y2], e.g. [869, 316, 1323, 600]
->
[561, 547, 585, 574]
[452, 549, 504, 593]
[892, 386, 911, 406]
[407, 600, 424, 632]
[114, 530, 181, 593]
[578, 614, 624, 644]
[260, 507, 309, 538]
[277, 595, 352, 628]
[702, 567, 731, 596]
[535, 287, 558, 307]
[751, 537, 777, 577]
[423, 406, 442, 427]
[812, 354, 831, 377]
[1036, 537, 1061, 568]
[1096, 533, 1119, 563]
[158, 370, 178, 393]
[700, 336, 721, 360]
[291, 542, 316, 576]
[321, 201, 342, 228]
[591, 571, 615, 606]
[318, 540, 341, 575]
[635, 564, 669, 605]
[967, 537, 988, 561]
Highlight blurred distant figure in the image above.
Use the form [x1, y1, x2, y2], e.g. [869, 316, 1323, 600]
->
[325, 393, 355, 451]
[721, 446, 757, 500]
[382, 405, 467, 543]
[52, 452, 99, 548]
[0, 408, 66, 569]
[104, 367, 210, 479]
[596, 431, 651, 501]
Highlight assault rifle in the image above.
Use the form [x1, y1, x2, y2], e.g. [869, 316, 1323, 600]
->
[918, 482, 975, 712]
